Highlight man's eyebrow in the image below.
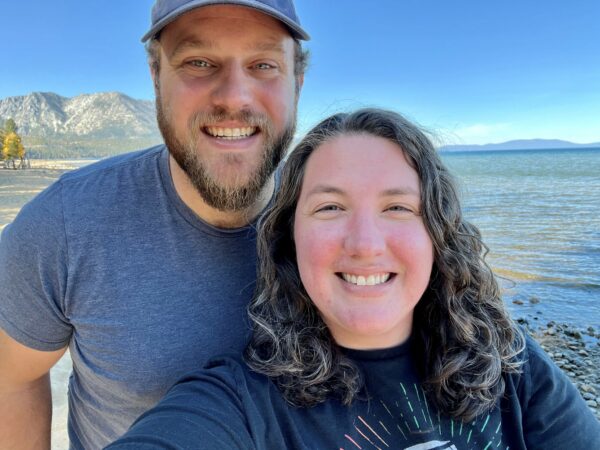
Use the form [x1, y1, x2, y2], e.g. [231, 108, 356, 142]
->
[168, 38, 285, 59]
[251, 41, 285, 53]
[168, 38, 215, 59]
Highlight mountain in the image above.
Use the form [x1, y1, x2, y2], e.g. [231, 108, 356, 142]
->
[439, 139, 600, 152]
[4, 92, 598, 158]
[0, 92, 162, 158]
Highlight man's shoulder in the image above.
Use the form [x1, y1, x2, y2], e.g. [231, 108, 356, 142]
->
[59, 144, 166, 186]
[7, 144, 168, 235]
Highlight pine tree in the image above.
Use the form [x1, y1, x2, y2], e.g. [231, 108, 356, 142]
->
[4, 118, 17, 133]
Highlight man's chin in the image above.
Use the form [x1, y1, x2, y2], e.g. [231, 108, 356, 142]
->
[201, 161, 261, 187]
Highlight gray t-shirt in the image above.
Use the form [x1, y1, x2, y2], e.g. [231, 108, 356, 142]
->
[0, 146, 258, 449]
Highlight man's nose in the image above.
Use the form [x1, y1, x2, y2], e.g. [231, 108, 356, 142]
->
[211, 63, 253, 112]
[344, 213, 386, 258]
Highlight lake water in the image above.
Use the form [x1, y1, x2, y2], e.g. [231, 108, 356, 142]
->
[441, 148, 600, 330]
[1, 149, 599, 331]
[1, 150, 599, 447]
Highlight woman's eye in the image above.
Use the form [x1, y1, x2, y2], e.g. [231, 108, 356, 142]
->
[316, 204, 341, 213]
[386, 205, 412, 213]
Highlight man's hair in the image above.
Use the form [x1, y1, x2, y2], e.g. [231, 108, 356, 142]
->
[244, 108, 525, 421]
[145, 38, 309, 79]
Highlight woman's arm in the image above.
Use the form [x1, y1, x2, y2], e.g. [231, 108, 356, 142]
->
[105, 356, 257, 450]
[520, 336, 600, 448]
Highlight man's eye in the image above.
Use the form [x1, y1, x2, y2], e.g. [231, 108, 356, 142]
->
[255, 62, 275, 70]
[188, 60, 211, 68]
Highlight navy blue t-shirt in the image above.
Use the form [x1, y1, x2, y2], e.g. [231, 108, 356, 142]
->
[107, 335, 600, 449]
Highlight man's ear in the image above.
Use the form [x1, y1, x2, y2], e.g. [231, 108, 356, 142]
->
[295, 73, 304, 98]
[150, 64, 160, 93]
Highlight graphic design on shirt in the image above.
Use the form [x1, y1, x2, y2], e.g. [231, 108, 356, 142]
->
[340, 382, 507, 450]
[406, 441, 456, 450]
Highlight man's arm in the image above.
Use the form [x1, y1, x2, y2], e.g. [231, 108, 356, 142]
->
[0, 328, 67, 450]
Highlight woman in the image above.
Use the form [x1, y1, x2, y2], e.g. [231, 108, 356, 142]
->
[108, 109, 600, 449]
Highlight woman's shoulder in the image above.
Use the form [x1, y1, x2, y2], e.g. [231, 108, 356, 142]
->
[503, 332, 600, 447]
[514, 332, 567, 383]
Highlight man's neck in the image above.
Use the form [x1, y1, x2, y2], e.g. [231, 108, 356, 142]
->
[168, 154, 274, 229]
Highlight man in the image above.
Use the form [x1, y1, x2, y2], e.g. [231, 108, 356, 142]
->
[0, 0, 309, 448]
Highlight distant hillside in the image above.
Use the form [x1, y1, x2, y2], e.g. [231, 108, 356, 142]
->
[3, 93, 598, 158]
[0, 92, 162, 158]
[439, 139, 600, 152]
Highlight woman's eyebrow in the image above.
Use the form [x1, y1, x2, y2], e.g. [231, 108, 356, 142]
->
[304, 186, 419, 197]
[381, 187, 420, 197]
[304, 185, 345, 197]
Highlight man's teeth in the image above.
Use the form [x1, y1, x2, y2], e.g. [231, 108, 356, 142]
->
[341, 273, 391, 286]
[206, 126, 256, 139]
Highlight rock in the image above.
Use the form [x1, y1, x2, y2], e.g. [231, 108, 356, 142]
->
[583, 392, 596, 400]
[585, 400, 598, 408]
[565, 329, 582, 340]
[513, 299, 524, 305]
[529, 296, 540, 304]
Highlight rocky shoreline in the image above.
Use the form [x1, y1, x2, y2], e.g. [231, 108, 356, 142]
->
[518, 318, 600, 421]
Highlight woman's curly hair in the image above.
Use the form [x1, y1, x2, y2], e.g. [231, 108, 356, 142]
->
[244, 108, 524, 421]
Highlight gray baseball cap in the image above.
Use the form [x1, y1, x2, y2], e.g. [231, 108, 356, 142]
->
[141, 0, 310, 42]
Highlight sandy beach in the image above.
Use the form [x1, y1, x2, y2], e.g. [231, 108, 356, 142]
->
[51, 354, 72, 449]
[0, 164, 76, 448]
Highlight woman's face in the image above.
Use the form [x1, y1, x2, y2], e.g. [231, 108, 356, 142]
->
[293, 133, 434, 349]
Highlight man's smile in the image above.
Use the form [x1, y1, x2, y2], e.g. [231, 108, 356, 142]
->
[204, 126, 258, 140]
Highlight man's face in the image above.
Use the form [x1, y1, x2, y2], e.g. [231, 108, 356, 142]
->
[153, 5, 301, 211]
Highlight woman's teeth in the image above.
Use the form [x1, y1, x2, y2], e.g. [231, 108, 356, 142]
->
[341, 273, 391, 286]
[205, 126, 256, 139]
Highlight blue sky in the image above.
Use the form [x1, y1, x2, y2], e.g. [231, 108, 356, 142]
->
[3, 0, 599, 145]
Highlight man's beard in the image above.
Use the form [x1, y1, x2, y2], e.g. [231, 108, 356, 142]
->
[156, 93, 295, 213]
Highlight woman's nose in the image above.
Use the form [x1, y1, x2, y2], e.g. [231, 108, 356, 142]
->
[344, 214, 386, 258]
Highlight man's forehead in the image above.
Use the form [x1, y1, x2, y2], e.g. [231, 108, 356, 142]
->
[161, 5, 294, 56]
[169, 5, 291, 36]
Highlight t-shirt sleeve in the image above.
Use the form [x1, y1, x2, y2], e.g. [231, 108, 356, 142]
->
[105, 356, 257, 450]
[0, 181, 72, 350]
[519, 335, 600, 448]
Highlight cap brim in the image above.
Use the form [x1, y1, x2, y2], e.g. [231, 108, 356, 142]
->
[141, 0, 310, 42]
